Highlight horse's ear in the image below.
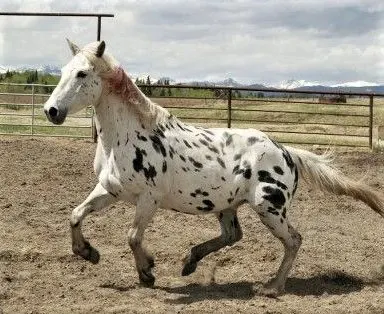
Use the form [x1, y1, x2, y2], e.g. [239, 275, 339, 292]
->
[96, 41, 106, 58]
[66, 38, 80, 56]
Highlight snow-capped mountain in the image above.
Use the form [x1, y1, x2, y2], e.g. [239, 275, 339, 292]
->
[36, 65, 61, 75]
[215, 78, 244, 87]
[274, 79, 321, 89]
[274, 79, 382, 90]
[0, 64, 61, 75]
[331, 81, 380, 87]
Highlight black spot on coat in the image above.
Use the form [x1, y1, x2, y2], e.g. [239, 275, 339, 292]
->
[197, 199, 215, 211]
[149, 135, 166, 157]
[234, 153, 242, 161]
[188, 157, 203, 169]
[132, 147, 157, 184]
[183, 140, 192, 148]
[201, 133, 213, 143]
[262, 186, 286, 209]
[273, 166, 284, 175]
[247, 137, 259, 145]
[217, 157, 226, 169]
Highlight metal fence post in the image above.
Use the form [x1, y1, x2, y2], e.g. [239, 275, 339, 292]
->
[31, 84, 35, 135]
[91, 108, 96, 142]
[369, 95, 373, 149]
[93, 15, 102, 143]
[227, 89, 232, 128]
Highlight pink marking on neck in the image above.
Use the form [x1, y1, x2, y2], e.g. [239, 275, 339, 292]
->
[104, 66, 139, 100]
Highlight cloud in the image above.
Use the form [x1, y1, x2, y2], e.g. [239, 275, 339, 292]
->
[0, 0, 383, 84]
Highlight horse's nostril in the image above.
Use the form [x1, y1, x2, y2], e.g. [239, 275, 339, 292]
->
[48, 107, 58, 117]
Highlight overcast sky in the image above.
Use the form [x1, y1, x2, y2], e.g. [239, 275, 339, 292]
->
[0, 0, 383, 85]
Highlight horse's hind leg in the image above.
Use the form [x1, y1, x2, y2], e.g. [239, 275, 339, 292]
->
[70, 183, 116, 264]
[128, 193, 157, 287]
[182, 208, 243, 276]
[253, 202, 302, 297]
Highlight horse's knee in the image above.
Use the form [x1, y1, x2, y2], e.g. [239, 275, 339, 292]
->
[70, 219, 80, 228]
[128, 228, 140, 249]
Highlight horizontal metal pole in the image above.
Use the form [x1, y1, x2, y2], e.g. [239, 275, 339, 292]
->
[0, 123, 31, 127]
[165, 106, 227, 111]
[154, 96, 219, 101]
[177, 116, 228, 122]
[0, 132, 92, 138]
[0, 82, 56, 87]
[275, 140, 369, 148]
[0, 92, 36, 97]
[231, 108, 369, 118]
[0, 122, 90, 128]
[260, 129, 368, 137]
[231, 119, 369, 128]
[231, 98, 370, 107]
[0, 112, 92, 119]
[0, 103, 32, 107]
[0, 12, 114, 17]
[33, 124, 91, 129]
[0, 112, 33, 117]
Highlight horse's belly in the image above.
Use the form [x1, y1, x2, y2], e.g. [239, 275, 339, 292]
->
[160, 178, 247, 215]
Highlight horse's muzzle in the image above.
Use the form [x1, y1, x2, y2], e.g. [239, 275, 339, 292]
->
[44, 106, 67, 125]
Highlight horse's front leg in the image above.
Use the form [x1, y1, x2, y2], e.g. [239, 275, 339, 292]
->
[128, 194, 157, 287]
[70, 183, 117, 264]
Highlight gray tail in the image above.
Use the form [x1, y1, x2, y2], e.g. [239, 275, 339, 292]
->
[286, 146, 384, 217]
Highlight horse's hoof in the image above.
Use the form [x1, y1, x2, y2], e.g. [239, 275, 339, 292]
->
[86, 246, 100, 264]
[139, 270, 155, 287]
[258, 285, 283, 298]
[181, 261, 197, 276]
[74, 241, 100, 264]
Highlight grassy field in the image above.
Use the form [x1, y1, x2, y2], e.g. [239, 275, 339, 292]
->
[1, 85, 384, 148]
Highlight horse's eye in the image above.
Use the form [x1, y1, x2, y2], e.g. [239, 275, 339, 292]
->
[77, 71, 87, 78]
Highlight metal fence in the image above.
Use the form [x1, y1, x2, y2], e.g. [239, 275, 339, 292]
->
[1, 82, 383, 148]
[0, 82, 94, 138]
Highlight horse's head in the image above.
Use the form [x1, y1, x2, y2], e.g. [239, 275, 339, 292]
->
[44, 40, 110, 125]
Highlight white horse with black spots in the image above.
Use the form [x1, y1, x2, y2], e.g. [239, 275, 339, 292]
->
[44, 40, 384, 297]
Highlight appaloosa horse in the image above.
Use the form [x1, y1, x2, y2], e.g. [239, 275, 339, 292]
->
[44, 40, 384, 297]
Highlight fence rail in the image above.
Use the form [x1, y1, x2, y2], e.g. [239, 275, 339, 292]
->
[0, 82, 383, 148]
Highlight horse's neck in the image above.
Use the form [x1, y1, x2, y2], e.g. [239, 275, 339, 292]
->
[94, 79, 172, 156]
[94, 92, 143, 155]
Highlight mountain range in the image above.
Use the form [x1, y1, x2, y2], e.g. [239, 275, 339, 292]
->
[182, 78, 384, 94]
[1, 64, 383, 94]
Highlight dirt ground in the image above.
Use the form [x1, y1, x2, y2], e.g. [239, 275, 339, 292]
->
[1, 137, 384, 314]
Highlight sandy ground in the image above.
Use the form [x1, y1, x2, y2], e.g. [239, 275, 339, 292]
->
[1, 137, 384, 314]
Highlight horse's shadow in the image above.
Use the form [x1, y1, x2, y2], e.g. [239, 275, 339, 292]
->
[157, 271, 383, 304]
[98, 270, 383, 304]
